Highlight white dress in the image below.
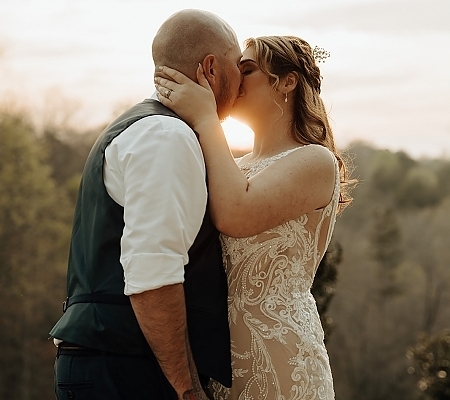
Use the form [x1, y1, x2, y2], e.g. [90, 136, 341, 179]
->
[211, 146, 339, 400]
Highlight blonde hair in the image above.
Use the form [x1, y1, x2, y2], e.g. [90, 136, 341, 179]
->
[245, 35, 355, 209]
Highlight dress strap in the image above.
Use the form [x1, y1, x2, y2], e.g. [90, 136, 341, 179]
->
[275, 146, 303, 158]
[240, 146, 304, 168]
[322, 147, 341, 246]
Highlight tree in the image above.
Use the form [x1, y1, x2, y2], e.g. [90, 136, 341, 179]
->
[370, 150, 414, 196]
[0, 110, 72, 400]
[436, 161, 450, 200]
[402, 198, 450, 334]
[40, 130, 88, 186]
[396, 166, 440, 208]
[408, 330, 450, 399]
[370, 207, 403, 297]
[312, 241, 341, 343]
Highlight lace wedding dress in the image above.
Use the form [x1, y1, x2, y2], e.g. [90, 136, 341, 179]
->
[211, 146, 339, 400]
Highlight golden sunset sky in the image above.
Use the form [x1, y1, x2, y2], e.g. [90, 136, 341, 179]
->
[1, 0, 449, 157]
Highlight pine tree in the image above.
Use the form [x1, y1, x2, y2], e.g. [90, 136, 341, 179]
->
[312, 242, 341, 343]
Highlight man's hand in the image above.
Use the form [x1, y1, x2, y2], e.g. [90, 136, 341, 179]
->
[182, 389, 212, 400]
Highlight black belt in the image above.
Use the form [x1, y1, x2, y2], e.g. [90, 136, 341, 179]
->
[62, 293, 131, 313]
[57, 342, 106, 356]
[57, 342, 155, 359]
[59, 342, 87, 350]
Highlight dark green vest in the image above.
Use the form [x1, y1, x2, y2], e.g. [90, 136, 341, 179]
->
[50, 99, 231, 387]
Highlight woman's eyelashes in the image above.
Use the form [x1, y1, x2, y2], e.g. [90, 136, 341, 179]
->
[241, 68, 253, 76]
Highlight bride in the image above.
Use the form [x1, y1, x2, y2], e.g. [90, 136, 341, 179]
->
[155, 35, 353, 400]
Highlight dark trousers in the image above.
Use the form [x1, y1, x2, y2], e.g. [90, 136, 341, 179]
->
[54, 347, 177, 400]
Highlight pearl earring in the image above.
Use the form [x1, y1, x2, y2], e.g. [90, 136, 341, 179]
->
[285, 92, 288, 103]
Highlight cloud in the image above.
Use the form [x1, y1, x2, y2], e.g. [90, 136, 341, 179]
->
[0, 0, 448, 158]
[324, 69, 416, 92]
[259, 0, 450, 35]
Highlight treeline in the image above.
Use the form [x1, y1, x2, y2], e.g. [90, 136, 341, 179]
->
[328, 143, 450, 400]
[1, 109, 449, 399]
[0, 110, 99, 400]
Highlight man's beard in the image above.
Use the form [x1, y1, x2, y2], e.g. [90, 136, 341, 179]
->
[215, 73, 233, 122]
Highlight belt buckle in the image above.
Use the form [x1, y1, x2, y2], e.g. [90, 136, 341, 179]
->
[62, 298, 69, 313]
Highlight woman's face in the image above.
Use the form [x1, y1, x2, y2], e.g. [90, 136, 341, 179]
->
[231, 47, 280, 126]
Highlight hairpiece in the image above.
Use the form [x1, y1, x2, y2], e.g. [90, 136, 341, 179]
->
[313, 46, 330, 63]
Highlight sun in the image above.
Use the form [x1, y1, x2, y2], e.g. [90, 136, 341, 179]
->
[221, 118, 254, 151]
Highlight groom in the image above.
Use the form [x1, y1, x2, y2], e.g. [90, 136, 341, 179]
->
[50, 9, 242, 400]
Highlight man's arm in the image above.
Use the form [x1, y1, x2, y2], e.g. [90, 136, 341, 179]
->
[105, 115, 209, 399]
[130, 284, 208, 399]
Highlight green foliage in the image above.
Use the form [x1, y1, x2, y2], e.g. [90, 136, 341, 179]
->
[436, 161, 450, 199]
[329, 142, 450, 400]
[0, 110, 73, 400]
[408, 330, 450, 399]
[312, 242, 341, 343]
[396, 166, 440, 208]
[367, 145, 447, 210]
[40, 129, 93, 186]
[370, 150, 414, 194]
[1, 114, 450, 400]
[370, 208, 403, 297]
[371, 208, 402, 268]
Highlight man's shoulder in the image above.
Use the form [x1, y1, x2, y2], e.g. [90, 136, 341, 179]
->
[110, 111, 199, 157]
[133, 113, 196, 141]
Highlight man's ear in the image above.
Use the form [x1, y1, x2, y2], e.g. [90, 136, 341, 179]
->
[200, 54, 217, 86]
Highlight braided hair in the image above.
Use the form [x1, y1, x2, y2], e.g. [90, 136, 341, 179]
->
[245, 36, 355, 209]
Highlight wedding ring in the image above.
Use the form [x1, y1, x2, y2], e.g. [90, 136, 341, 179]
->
[165, 89, 172, 99]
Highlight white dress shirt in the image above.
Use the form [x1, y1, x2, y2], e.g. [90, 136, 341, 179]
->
[103, 104, 207, 295]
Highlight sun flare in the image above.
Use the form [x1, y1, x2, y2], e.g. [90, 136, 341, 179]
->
[221, 118, 254, 151]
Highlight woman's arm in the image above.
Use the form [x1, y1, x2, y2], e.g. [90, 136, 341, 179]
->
[197, 126, 335, 237]
[155, 66, 335, 238]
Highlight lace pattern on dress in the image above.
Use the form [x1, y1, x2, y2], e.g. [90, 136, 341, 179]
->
[211, 146, 338, 400]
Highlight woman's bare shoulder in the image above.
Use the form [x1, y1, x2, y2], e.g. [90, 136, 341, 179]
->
[280, 144, 335, 173]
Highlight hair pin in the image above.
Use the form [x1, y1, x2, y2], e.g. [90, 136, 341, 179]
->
[313, 46, 330, 63]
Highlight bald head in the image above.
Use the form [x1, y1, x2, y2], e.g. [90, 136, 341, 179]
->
[152, 9, 238, 80]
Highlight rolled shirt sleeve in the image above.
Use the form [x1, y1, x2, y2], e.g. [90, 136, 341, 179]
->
[104, 114, 207, 295]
